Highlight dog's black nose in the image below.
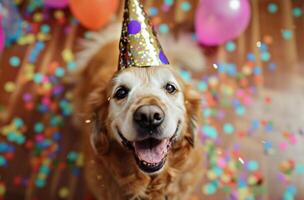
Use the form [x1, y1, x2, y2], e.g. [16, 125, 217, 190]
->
[134, 105, 164, 130]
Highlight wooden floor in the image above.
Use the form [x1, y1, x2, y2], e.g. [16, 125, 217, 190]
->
[1, 0, 304, 199]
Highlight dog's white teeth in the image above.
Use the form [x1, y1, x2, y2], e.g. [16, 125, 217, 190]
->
[140, 160, 157, 167]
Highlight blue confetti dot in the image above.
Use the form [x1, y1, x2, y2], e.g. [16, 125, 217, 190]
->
[247, 53, 256, 61]
[253, 66, 262, 75]
[268, 63, 277, 71]
[149, 7, 158, 16]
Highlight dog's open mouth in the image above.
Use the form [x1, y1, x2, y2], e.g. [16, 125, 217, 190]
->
[117, 121, 180, 173]
[133, 138, 170, 173]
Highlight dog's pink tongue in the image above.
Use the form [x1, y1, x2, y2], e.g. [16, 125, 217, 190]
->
[134, 139, 168, 164]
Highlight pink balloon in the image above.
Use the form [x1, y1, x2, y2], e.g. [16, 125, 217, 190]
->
[195, 0, 251, 46]
[44, 0, 69, 8]
[0, 25, 4, 51]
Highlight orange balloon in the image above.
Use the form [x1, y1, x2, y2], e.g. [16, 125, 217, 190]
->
[69, 0, 119, 30]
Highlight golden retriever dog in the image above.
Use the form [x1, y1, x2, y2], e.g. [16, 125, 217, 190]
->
[73, 23, 205, 199]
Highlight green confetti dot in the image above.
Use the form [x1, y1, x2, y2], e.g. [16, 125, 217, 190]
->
[34, 73, 43, 83]
[34, 122, 44, 133]
[55, 67, 65, 77]
[159, 24, 169, 33]
[236, 105, 245, 116]
[282, 30, 293, 40]
[203, 108, 212, 118]
[14, 118, 24, 128]
[181, 2, 191, 11]
[9, 56, 21, 67]
[268, 3, 278, 13]
[197, 81, 207, 91]
[67, 151, 78, 162]
[40, 165, 50, 174]
[165, 0, 174, 6]
[40, 24, 51, 33]
[0, 156, 6, 166]
[225, 41, 236, 52]
[203, 183, 217, 195]
[202, 125, 218, 139]
[247, 160, 259, 171]
[261, 52, 271, 61]
[293, 7, 302, 17]
[223, 123, 234, 134]
[35, 179, 46, 188]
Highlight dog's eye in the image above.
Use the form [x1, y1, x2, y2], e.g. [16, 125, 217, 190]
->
[165, 83, 177, 94]
[114, 86, 129, 100]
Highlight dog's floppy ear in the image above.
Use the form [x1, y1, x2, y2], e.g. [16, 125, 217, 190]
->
[184, 83, 201, 147]
[86, 85, 110, 155]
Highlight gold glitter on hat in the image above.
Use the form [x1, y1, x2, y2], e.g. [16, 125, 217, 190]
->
[118, 0, 169, 70]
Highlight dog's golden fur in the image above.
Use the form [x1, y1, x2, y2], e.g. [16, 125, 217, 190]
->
[73, 40, 204, 200]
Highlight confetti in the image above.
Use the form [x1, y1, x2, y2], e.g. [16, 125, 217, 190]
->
[267, 3, 278, 13]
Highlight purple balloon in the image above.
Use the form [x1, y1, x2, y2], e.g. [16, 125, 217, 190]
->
[195, 0, 251, 46]
[44, 0, 69, 8]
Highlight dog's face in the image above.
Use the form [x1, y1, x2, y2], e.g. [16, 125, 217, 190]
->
[89, 66, 200, 174]
[109, 66, 185, 173]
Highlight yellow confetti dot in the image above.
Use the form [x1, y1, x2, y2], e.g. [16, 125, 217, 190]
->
[33, 13, 43, 22]
[37, 33, 47, 41]
[43, 83, 52, 91]
[76, 153, 84, 167]
[4, 82, 16, 93]
[206, 170, 217, 180]
[0, 183, 6, 196]
[54, 10, 64, 19]
[248, 175, 257, 185]
[37, 173, 47, 180]
[62, 49, 74, 62]
[242, 66, 252, 76]
[26, 34, 36, 44]
[59, 187, 69, 198]
[17, 36, 27, 45]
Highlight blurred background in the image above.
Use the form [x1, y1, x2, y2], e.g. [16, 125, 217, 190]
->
[0, 0, 304, 199]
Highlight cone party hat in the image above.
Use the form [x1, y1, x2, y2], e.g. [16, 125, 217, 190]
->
[118, 0, 169, 70]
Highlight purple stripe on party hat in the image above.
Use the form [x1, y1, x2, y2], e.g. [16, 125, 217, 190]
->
[159, 51, 169, 64]
[128, 20, 141, 35]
